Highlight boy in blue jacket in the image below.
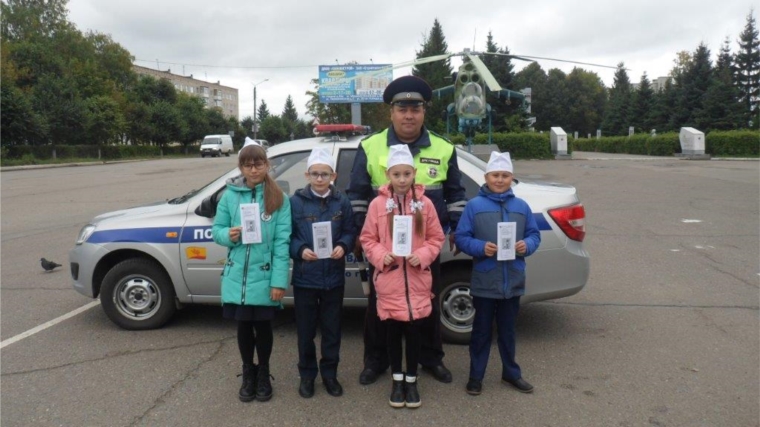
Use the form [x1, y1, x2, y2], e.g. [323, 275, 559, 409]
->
[455, 151, 541, 396]
[290, 147, 355, 399]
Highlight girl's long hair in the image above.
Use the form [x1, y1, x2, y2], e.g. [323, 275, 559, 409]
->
[238, 145, 284, 215]
[386, 181, 425, 238]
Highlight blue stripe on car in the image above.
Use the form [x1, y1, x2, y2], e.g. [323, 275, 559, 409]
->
[534, 213, 552, 231]
[88, 227, 184, 243]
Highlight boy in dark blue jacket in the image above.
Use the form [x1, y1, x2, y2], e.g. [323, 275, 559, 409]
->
[290, 147, 355, 399]
[454, 151, 541, 396]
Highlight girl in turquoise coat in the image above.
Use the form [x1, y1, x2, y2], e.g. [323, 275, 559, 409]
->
[212, 144, 292, 403]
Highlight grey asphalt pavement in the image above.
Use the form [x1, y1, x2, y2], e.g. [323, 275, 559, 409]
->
[1, 155, 758, 426]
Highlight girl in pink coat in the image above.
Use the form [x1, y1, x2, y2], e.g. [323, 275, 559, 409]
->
[360, 145, 445, 409]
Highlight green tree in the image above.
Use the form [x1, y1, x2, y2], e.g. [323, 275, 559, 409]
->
[240, 116, 254, 137]
[630, 72, 655, 133]
[176, 94, 209, 152]
[650, 79, 677, 133]
[149, 101, 182, 149]
[0, 83, 48, 145]
[480, 32, 523, 132]
[735, 9, 760, 127]
[672, 43, 713, 129]
[83, 95, 125, 146]
[257, 99, 271, 121]
[205, 108, 229, 134]
[259, 115, 287, 143]
[124, 101, 152, 144]
[413, 18, 453, 133]
[539, 68, 568, 132]
[601, 63, 633, 136]
[698, 38, 743, 130]
[513, 62, 547, 126]
[1, 0, 72, 41]
[282, 95, 298, 122]
[564, 68, 607, 136]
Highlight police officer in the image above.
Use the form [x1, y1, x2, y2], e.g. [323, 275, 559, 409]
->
[347, 75, 467, 385]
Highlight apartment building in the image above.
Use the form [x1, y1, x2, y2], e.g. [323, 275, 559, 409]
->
[132, 64, 239, 119]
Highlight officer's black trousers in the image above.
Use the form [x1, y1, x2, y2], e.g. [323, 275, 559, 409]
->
[363, 256, 445, 372]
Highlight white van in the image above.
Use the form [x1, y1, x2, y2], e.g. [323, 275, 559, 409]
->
[200, 135, 234, 157]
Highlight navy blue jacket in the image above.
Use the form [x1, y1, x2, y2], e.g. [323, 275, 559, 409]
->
[289, 185, 356, 290]
[455, 185, 541, 299]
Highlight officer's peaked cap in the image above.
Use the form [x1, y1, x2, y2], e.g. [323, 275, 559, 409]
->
[383, 75, 433, 105]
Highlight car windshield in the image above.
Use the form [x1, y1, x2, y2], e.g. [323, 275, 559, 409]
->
[203, 138, 220, 145]
[167, 170, 232, 204]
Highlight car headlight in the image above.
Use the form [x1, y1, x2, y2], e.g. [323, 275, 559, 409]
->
[76, 224, 96, 245]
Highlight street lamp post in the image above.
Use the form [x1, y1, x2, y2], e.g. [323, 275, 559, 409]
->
[252, 79, 269, 140]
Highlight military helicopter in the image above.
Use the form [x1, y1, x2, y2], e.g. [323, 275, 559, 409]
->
[357, 48, 620, 151]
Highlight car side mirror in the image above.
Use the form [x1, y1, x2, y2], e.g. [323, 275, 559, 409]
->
[194, 187, 225, 218]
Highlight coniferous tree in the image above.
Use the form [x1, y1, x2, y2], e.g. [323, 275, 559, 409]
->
[601, 63, 633, 136]
[630, 72, 655, 133]
[699, 38, 743, 130]
[282, 95, 298, 122]
[650, 79, 677, 133]
[481, 32, 523, 132]
[540, 68, 568, 132]
[563, 68, 607, 136]
[413, 18, 453, 133]
[678, 43, 713, 129]
[257, 100, 270, 121]
[735, 10, 760, 127]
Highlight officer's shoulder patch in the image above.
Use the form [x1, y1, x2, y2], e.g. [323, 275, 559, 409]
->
[427, 130, 453, 144]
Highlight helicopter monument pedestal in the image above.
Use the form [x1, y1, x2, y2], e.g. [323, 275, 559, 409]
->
[551, 127, 571, 160]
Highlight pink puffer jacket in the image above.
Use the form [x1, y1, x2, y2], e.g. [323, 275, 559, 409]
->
[360, 184, 445, 322]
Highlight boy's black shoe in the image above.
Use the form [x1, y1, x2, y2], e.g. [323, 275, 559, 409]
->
[238, 364, 258, 402]
[502, 377, 534, 393]
[389, 379, 405, 408]
[256, 364, 274, 401]
[466, 378, 482, 395]
[359, 367, 380, 385]
[323, 377, 343, 397]
[422, 364, 453, 383]
[298, 378, 314, 398]
[404, 381, 421, 408]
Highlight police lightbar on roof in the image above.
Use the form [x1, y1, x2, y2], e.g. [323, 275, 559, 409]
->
[314, 124, 371, 135]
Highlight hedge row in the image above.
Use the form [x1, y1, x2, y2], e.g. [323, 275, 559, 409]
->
[449, 132, 554, 159]
[2, 144, 192, 160]
[571, 130, 759, 156]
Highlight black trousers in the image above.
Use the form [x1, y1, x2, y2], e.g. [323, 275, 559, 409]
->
[363, 256, 445, 372]
[385, 318, 423, 377]
[294, 285, 345, 379]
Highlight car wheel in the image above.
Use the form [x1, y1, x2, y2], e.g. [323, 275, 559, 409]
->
[100, 258, 176, 330]
[225, 151, 230, 157]
[201, 153, 205, 158]
[438, 268, 474, 344]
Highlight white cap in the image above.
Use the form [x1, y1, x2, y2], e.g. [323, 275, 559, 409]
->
[486, 151, 513, 174]
[386, 145, 415, 169]
[243, 137, 260, 148]
[307, 147, 335, 171]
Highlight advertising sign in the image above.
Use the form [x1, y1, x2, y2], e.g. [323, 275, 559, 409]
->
[318, 64, 392, 103]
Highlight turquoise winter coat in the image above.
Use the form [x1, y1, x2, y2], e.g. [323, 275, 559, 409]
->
[212, 176, 292, 306]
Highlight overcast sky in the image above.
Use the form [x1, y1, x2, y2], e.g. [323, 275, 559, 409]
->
[67, 0, 753, 121]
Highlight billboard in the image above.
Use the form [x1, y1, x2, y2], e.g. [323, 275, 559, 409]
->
[318, 64, 392, 103]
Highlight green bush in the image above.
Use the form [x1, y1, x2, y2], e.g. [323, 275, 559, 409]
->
[571, 132, 681, 156]
[706, 130, 760, 156]
[449, 132, 553, 159]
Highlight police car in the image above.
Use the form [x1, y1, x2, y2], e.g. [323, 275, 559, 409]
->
[70, 125, 589, 343]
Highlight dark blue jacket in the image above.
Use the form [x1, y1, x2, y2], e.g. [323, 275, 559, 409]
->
[454, 185, 541, 299]
[289, 185, 356, 290]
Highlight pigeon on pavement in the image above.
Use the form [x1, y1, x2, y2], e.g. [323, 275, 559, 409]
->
[41, 258, 62, 271]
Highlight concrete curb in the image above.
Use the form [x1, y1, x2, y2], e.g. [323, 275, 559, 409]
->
[0, 159, 151, 172]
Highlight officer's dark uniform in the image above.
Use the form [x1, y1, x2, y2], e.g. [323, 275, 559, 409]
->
[346, 76, 467, 384]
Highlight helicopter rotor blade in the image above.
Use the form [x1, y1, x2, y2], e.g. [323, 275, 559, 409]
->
[481, 52, 534, 62]
[465, 52, 502, 92]
[484, 52, 620, 70]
